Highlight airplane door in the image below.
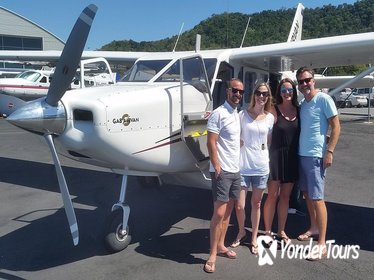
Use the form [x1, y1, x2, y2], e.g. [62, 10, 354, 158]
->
[179, 56, 211, 174]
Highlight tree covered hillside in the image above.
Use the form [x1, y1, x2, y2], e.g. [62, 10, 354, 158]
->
[101, 0, 374, 75]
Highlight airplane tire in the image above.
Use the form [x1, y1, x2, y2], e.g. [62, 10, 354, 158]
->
[104, 209, 132, 253]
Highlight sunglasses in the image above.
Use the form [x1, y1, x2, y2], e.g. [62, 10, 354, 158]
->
[255, 90, 270, 97]
[281, 88, 294, 94]
[297, 77, 313, 85]
[231, 88, 245, 95]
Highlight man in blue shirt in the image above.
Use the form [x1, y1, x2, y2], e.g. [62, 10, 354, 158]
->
[296, 67, 341, 261]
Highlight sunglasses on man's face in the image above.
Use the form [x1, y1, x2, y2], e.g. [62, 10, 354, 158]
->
[297, 77, 313, 85]
[231, 88, 245, 95]
[254, 90, 270, 97]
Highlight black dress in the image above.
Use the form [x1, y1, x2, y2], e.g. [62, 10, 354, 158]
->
[269, 105, 300, 183]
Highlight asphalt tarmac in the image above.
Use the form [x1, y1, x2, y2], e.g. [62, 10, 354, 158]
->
[0, 109, 373, 280]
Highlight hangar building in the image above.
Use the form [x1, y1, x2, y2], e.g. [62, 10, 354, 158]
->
[0, 6, 64, 71]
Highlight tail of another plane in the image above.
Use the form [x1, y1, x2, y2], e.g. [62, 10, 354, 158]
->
[287, 3, 305, 42]
[0, 94, 26, 117]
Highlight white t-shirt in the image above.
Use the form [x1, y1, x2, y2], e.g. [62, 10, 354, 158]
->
[207, 101, 241, 173]
[239, 110, 274, 176]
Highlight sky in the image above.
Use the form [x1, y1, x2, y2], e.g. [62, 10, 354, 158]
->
[0, 0, 358, 50]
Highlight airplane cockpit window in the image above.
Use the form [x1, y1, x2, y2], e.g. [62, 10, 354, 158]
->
[121, 60, 171, 82]
[155, 56, 209, 93]
[16, 71, 41, 82]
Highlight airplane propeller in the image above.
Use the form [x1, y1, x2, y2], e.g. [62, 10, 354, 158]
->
[46, 4, 97, 106]
[7, 4, 98, 245]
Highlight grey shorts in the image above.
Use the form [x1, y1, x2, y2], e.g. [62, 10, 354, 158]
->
[211, 170, 241, 202]
[241, 174, 269, 190]
[299, 156, 326, 200]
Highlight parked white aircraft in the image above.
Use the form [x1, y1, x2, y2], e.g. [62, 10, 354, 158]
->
[0, 57, 116, 116]
[0, 69, 53, 100]
[3, 3, 374, 252]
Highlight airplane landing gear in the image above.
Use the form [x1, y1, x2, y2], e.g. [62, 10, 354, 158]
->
[104, 175, 132, 253]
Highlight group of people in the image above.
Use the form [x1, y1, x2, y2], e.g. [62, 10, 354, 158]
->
[204, 67, 341, 273]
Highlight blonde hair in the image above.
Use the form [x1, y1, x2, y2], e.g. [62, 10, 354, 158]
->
[249, 82, 273, 112]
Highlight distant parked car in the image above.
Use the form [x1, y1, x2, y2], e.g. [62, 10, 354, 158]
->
[330, 88, 351, 108]
[350, 88, 374, 107]
[346, 91, 368, 108]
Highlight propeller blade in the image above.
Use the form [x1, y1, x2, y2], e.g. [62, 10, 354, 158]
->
[46, 4, 98, 106]
[44, 134, 79, 245]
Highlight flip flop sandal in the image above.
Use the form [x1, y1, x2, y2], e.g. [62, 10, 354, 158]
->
[306, 246, 327, 261]
[297, 231, 319, 241]
[217, 249, 237, 259]
[277, 234, 292, 246]
[249, 243, 258, 255]
[203, 261, 215, 273]
[230, 234, 246, 248]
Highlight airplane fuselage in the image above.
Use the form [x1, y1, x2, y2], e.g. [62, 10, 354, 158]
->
[56, 82, 209, 175]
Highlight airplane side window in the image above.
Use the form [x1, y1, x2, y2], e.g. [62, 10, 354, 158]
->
[121, 59, 170, 82]
[183, 57, 209, 93]
[212, 62, 234, 109]
[40, 76, 47, 84]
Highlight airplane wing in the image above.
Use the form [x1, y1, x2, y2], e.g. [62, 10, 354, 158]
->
[0, 50, 150, 66]
[229, 32, 374, 73]
[314, 75, 374, 89]
[1, 32, 374, 75]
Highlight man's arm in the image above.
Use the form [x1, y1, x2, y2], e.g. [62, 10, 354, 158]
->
[324, 115, 341, 168]
[207, 131, 220, 178]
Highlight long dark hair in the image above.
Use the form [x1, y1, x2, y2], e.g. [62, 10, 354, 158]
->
[275, 78, 299, 107]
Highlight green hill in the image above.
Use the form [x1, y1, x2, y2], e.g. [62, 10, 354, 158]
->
[100, 0, 374, 75]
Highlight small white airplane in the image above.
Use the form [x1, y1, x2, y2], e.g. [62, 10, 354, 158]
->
[0, 68, 53, 100]
[3, 3, 374, 253]
[0, 57, 116, 116]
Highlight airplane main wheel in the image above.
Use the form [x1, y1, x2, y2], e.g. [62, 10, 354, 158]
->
[104, 209, 132, 253]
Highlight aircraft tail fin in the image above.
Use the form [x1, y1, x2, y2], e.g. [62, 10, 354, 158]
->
[287, 3, 305, 42]
[0, 94, 27, 117]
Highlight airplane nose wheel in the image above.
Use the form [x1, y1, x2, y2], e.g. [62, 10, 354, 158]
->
[104, 175, 132, 253]
[104, 209, 132, 253]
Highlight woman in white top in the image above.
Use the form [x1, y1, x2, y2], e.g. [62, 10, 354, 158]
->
[231, 82, 274, 255]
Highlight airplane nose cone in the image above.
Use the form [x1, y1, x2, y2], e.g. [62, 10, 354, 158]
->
[7, 98, 66, 135]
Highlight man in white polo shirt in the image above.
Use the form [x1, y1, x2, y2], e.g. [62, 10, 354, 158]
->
[204, 78, 244, 273]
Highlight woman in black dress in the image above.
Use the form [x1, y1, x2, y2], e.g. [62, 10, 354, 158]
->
[263, 78, 300, 245]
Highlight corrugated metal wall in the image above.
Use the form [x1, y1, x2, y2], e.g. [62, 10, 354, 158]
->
[0, 7, 64, 51]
